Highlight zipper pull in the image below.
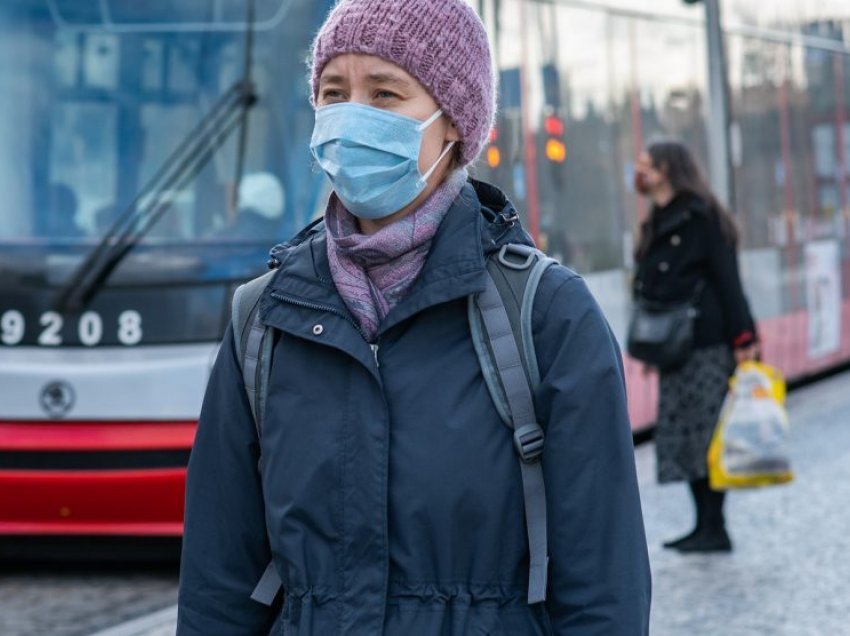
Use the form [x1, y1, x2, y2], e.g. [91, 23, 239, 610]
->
[370, 343, 380, 368]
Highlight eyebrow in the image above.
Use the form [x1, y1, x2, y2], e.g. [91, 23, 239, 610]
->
[319, 74, 346, 87]
[318, 72, 412, 89]
[365, 73, 411, 88]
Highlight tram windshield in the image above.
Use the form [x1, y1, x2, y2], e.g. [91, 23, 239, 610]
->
[0, 0, 330, 279]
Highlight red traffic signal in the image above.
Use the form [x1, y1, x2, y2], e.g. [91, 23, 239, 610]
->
[544, 115, 564, 137]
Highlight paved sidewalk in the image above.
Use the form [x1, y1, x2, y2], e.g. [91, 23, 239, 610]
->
[87, 606, 176, 636]
[639, 369, 850, 636]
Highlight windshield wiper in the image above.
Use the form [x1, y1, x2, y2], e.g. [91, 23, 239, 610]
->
[55, 0, 258, 314]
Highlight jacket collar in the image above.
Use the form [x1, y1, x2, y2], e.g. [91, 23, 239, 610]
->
[260, 180, 529, 343]
[652, 192, 707, 238]
[376, 182, 487, 335]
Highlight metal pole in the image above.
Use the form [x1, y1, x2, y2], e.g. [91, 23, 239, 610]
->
[519, 1, 540, 243]
[704, 0, 734, 207]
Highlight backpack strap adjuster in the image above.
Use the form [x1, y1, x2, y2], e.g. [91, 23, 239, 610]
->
[513, 423, 545, 463]
[497, 244, 539, 271]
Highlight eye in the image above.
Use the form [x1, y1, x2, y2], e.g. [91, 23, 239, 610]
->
[374, 89, 399, 101]
[320, 89, 346, 103]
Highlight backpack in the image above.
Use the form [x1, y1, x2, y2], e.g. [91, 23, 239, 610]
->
[230, 243, 557, 607]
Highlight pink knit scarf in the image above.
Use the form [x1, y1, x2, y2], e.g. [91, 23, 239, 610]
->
[325, 169, 468, 341]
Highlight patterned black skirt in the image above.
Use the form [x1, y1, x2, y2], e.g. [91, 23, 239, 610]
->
[655, 345, 736, 483]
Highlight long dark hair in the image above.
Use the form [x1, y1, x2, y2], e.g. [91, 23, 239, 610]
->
[635, 140, 739, 260]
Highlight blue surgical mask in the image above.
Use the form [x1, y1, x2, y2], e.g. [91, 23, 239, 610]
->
[310, 102, 455, 220]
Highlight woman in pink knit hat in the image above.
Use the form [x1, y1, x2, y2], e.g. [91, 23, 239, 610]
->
[178, 1, 651, 634]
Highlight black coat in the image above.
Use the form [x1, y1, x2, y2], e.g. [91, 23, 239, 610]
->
[634, 192, 756, 350]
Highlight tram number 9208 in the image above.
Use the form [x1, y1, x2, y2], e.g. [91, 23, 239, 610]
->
[1, 310, 143, 347]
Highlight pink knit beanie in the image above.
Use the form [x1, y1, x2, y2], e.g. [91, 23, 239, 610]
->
[310, 0, 496, 166]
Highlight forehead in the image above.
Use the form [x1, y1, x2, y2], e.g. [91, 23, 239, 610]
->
[320, 53, 419, 86]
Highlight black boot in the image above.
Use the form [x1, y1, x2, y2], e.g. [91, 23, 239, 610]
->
[677, 480, 732, 553]
[662, 480, 704, 549]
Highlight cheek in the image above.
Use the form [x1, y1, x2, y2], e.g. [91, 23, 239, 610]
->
[417, 124, 449, 173]
[419, 129, 440, 174]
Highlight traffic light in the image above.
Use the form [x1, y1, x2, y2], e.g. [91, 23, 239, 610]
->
[544, 114, 564, 137]
[486, 127, 502, 169]
[543, 114, 566, 164]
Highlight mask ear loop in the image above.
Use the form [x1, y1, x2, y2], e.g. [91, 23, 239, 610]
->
[421, 141, 456, 184]
[418, 109, 456, 184]
[418, 109, 445, 131]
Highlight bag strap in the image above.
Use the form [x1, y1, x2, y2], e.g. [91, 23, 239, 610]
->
[230, 270, 283, 606]
[468, 244, 557, 422]
[469, 243, 557, 604]
[250, 560, 282, 606]
[231, 270, 276, 437]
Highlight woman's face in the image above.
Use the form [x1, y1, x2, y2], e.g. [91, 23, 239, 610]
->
[317, 54, 460, 178]
[635, 151, 668, 195]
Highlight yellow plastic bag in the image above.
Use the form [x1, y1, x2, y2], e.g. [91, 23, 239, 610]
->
[708, 361, 794, 489]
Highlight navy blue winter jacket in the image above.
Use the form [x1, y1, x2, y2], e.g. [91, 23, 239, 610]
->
[177, 180, 651, 635]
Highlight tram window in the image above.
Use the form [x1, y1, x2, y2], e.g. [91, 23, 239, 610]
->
[52, 0, 100, 24]
[0, 0, 330, 254]
[141, 40, 164, 92]
[813, 124, 836, 179]
[83, 33, 119, 89]
[54, 32, 79, 88]
[50, 104, 118, 236]
[50, 1, 291, 28]
[168, 40, 200, 94]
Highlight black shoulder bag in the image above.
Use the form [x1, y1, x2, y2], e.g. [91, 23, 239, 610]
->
[627, 281, 705, 371]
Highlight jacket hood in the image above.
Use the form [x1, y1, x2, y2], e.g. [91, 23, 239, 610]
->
[469, 179, 535, 254]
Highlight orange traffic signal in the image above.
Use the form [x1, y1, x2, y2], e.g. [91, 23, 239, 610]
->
[545, 139, 566, 163]
[487, 146, 502, 168]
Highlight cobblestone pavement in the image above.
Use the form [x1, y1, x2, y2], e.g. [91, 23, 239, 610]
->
[87, 605, 176, 636]
[0, 561, 177, 636]
[639, 369, 850, 636]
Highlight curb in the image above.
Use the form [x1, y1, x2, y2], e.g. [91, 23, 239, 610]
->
[87, 604, 177, 636]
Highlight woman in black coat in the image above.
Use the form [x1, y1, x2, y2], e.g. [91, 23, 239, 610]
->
[633, 140, 759, 553]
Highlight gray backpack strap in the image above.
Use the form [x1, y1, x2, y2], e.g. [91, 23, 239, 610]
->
[470, 243, 557, 605]
[231, 269, 276, 436]
[230, 270, 283, 606]
[468, 244, 558, 425]
[250, 561, 282, 606]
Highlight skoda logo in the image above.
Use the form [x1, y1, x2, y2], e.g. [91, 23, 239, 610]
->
[40, 381, 76, 418]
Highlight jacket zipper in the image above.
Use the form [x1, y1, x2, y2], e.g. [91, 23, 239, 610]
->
[273, 290, 391, 620]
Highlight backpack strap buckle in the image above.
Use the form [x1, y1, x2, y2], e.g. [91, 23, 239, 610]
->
[513, 423, 545, 463]
[497, 244, 539, 271]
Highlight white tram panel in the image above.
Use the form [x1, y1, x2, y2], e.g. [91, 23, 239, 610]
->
[0, 343, 218, 420]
